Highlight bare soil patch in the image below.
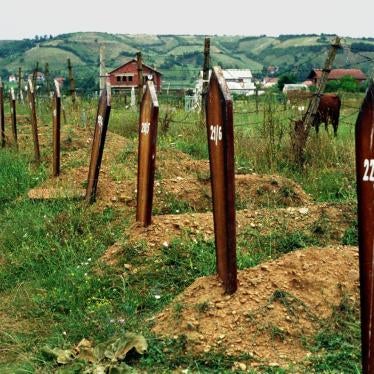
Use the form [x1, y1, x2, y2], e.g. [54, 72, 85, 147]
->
[126, 203, 354, 249]
[152, 246, 359, 367]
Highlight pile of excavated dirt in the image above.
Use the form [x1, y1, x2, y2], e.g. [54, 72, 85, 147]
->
[152, 246, 359, 367]
[125, 203, 354, 249]
[117, 174, 312, 212]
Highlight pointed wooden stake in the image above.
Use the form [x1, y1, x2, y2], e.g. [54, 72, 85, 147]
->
[136, 81, 159, 227]
[52, 80, 61, 176]
[205, 66, 237, 294]
[85, 81, 111, 204]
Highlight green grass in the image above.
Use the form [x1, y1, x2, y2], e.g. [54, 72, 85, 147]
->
[304, 292, 361, 373]
[0, 89, 362, 372]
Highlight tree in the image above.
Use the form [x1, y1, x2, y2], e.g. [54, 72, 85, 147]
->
[277, 74, 297, 91]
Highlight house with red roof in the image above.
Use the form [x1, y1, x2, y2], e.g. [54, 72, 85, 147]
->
[307, 68, 367, 85]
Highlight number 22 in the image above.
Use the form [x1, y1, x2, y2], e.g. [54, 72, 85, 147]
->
[363, 159, 374, 181]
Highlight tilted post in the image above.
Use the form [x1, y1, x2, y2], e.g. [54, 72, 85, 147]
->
[0, 80, 5, 148]
[293, 36, 341, 164]
[85, 81, 111, 203]
[27, 79, 41, 165]
[355, 81, 374, 374]
[205, 66, 237, 294]
[10, 88, 18, 148]
[136, 81, 159, 227]
[52, 80, 61, 177]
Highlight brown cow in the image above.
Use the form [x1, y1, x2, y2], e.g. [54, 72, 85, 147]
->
[313, 94, 341, 136]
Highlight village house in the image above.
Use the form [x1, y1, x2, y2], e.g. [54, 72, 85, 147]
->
[307, 68, 367, 85]
[195, 69, 256, 96]
[108, 59, 162, 92]
[27, 71, 45, 83]
[262, 76, 279, 88]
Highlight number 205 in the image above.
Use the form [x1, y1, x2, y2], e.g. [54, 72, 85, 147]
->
[363, 159, 374, 181]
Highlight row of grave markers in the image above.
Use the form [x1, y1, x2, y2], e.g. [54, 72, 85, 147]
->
[1, 68, 374, 371]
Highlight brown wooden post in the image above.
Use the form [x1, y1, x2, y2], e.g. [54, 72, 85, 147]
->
[44, 62, 51, 95]
[136, 81, 159, 226]
[355, 81, 374, 374]
[52, 80, 61, 177]
[0, 81, 5, 148]
[205, 66, 237, 294]
[18, 67, 23, 103]
[27, 79, 41, 165]
[10, 88, 18, 148]
[136, 52, 143, 105]
[32, 62, 39, 90]
[67, 58, 76, 104]
[201, 37, 211, 113]
[85, 81, 111, 204]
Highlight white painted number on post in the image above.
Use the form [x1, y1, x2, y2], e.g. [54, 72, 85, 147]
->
[97, 115, 103, 129]
[363, 159, 374, 181]
[141, 122, 150, 135]
[210, 125, 222, 146]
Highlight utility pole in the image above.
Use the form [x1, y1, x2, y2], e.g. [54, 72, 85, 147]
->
[293, 36, 341, 164]
[67, 58, 76, 104]
[18, 67, 23, 103]
[201, 37, 211, 113]
[99, 44, 106, 95]
[136, 51, 143, 105]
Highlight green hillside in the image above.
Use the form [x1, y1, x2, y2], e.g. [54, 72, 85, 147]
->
[0, 32, 372, 91]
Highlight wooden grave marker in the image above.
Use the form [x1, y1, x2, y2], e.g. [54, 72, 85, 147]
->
[10, 88, 18, 148]
[205, 66, 237, 294]
[85, 82, 111, 203]
[27, 79, 41, 164]
[52, 79, 61, 176]
[136, 81, 159, 226]
[355, 80, 374, 374]
[0, 81, 5, 148]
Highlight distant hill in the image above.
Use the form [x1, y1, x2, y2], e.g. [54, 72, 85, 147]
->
[0, 32, 373, 91]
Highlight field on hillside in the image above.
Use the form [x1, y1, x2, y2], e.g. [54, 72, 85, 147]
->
[0, 90, 363, 373]
[1, 33, 373, 90]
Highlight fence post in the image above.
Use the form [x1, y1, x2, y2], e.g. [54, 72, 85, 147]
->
[10, 88, 18, 148]
[18, 67, 23, 103]
[136, 52, 143, 105]
[67, 58, 76, 104]
[85, 81, 111, 203]
[0, 80, 5, 148]
[355, 81, 374, 374]
[52, 80, 61, 177]
[27, 79, 41, 165]
[205, 66, 237, 294]
[136, 81, 159, 226]
[201, 37, 211, 114]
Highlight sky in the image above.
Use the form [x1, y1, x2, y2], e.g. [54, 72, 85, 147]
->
[1, 0, 373, 40]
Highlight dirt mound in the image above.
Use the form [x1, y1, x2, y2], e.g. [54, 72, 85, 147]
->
[118, 174, 311, 213]
[127, 203, 354, 249]
[152, 246, 359, 366]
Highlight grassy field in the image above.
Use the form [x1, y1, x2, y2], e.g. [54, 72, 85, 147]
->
[0, 90, 362, 373]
